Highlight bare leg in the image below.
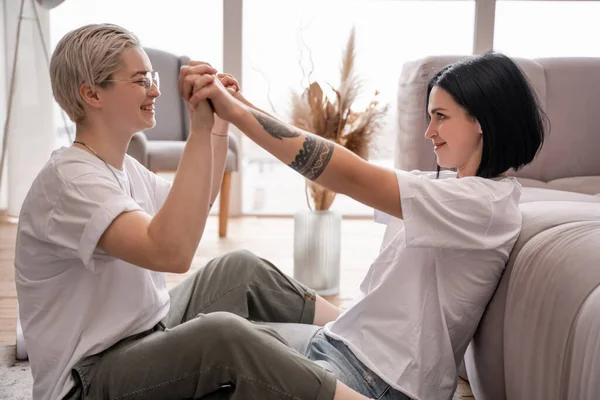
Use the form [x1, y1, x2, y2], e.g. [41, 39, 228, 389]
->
[334, 381, 373, 400]
[313, 295, 342, 326]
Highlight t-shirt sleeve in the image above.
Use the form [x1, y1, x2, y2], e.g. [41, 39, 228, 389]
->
[152, 173, 172, 210]
[48, 172, 143, 272]
[396, 170, 522, 250]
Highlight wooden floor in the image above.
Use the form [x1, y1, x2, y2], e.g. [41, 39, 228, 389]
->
[0, 216, 386, 345]
[0, 216, 473, 398]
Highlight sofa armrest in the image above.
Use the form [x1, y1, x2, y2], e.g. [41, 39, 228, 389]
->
[128, 131, 149, 167]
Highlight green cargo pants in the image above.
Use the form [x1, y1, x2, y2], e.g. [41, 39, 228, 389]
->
[66, 250, 336, 400]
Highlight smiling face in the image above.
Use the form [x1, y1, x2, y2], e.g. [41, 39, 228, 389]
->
[425, 86, 483, 177]
[94, 47, 160, 134]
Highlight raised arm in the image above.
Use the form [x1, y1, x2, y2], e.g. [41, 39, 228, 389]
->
[98, 65, 218, 274]
[207, 73, 241, 209]
[208, 115, 229, 209]
[181, 64, 404, 219]
[235, 106, 403, 219]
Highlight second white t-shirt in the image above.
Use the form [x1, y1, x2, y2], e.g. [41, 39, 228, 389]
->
[324, 170, 522, 400]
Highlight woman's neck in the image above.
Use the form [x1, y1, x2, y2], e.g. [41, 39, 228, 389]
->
[74, 125, 130, 171]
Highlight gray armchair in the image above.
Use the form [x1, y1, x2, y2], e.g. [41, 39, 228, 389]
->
[128, 48, 239, 237]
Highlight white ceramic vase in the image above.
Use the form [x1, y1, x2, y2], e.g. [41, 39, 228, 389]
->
[293, 210, 341, 296]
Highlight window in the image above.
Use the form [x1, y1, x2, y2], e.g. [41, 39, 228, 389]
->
[494, 1, 600, 58]
[242, 0, 475, 215]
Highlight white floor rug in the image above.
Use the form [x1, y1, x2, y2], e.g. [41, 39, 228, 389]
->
[0, 346, 32, 400]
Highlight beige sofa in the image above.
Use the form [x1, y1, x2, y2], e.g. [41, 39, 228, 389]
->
[396, 56, 600, 400]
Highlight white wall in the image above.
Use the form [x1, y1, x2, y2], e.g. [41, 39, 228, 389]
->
[3, 0, 55, 217]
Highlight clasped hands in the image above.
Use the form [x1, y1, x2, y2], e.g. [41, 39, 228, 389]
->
[178, 61, 245, 132]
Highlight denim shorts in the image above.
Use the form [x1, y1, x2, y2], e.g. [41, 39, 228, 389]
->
[305, 329, 410, 400]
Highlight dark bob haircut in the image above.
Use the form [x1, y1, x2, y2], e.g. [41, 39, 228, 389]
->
[427, 52, 548, 178]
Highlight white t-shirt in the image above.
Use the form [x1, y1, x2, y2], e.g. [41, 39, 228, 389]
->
[15, 146, 173, 400]
[324, 170, 522, 400]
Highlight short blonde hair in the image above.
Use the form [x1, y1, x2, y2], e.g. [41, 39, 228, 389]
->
[50, 24, 140, 123]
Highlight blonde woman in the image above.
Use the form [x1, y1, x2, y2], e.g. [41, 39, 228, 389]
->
[15, 24, 369, 400]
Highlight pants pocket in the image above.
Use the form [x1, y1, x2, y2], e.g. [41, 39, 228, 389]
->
[324, 335, 393, 399]
[68, 352, 102, 399]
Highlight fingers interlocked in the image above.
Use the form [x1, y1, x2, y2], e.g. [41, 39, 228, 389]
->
[179, 62, 240, 105]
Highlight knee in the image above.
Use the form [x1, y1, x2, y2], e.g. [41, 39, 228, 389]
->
[222, 250, 274, 276]
[224, 249, 261, 265]
[198, 312, 255, 348]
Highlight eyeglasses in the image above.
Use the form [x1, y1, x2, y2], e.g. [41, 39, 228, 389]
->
[104, 71, 160, 93]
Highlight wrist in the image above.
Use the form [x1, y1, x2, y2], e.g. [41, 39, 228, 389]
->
[211, 132, 229, 138]
[233, 91, 250, 107]
[212, 119, 229, 134]
[189, 127, 212, 140]
[231, 103, 252, 128]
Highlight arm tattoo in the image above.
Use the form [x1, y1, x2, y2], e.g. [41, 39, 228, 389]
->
[290, 136, 334, 181]
[249, 109, 334, 180]
[251, 110, 301, 140]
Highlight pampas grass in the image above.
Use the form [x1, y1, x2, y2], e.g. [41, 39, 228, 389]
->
[290, 27, 388, 211]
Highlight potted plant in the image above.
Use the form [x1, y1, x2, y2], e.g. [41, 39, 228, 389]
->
[290, 27, 387, 295]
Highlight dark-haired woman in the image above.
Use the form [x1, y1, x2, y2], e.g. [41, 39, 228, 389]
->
[182, 51, 546, 400]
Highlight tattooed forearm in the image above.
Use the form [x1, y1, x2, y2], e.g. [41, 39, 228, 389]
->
[290, 135, 334, 181]
[248, 109, 334, 180]
[251, 110, 301, 140]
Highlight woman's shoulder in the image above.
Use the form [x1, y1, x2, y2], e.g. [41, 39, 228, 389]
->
[404, 169, 458, 180]
[48, 146, 112, 183]
[19, 148, 99, 220]
[478, 175, 523, 201]
[399, 169, 521, 199]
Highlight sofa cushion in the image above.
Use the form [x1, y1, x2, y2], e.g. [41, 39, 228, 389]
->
[517, 176, 600, 196]
[545, 176, 600, 195]
[520, 187, 600, 203]
[528, 58, 600, 182]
